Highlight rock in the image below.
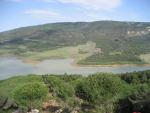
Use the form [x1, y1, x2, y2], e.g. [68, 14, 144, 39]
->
[2, 98, 17, 110]
[42, 100, 61, 112]
[27, 109, 39, 113]
[12, 109, 21, 113]
[94, 48, 102, 54]
[55, 109, 63, 113]
[12, 108, 28, 113]
[71, 111, 77, 113]
[0, 98, 7, 108]
[115, 91, 150, 113]
[61, 108, 71, 113]
[71, 107, 80, 113]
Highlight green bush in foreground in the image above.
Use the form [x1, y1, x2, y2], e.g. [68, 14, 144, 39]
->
[75, 73, 128, 103]
[43, 76, 74, 100]
[13, 82, 48, 110]
[0, 71, 149, 113]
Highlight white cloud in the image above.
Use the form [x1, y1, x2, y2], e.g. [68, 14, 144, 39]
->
[24, 9, 59, 18]
[41, 0, 122, 11]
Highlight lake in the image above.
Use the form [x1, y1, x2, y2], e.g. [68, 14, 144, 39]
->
[0, 57, 150, 80]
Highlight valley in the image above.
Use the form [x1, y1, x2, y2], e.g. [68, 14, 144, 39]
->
[1, 0, 150, 113]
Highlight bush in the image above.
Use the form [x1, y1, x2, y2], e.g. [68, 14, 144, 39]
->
[75, 73, 127, 103]
[120, 70, 150, 84]
[115, 84, 150, 113]
[44, 76, 74, 100]
[13, 82, 48, 109]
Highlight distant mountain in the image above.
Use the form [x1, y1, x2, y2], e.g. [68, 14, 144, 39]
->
[0, 21, 150, 65]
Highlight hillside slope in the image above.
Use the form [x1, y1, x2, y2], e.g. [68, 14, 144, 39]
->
[0, 70, 150, 113]
[0, 21, 150, 65]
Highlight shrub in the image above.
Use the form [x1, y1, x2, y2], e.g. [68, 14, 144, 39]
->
[115, 84, 150, 113]
[13, 82, 48, 109]
[75, 73, 127, 103]
[45, 76, 74, 100]
[120, 70, 150, 84]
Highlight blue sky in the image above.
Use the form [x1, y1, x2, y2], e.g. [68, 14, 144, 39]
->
[0, 0, 150, 31]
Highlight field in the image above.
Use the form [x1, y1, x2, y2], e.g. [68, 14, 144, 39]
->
[140, 53, 150, 63]
[19, 41, 96, 63]
[78, 53, 146, 65]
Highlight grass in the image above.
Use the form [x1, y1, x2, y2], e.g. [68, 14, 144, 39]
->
[0, 42, 149, 65]
[0, 75, 43, 98]
[78, 52, 146, 65]
[140, 53, 150, 63]
[19, 41, 96, 63]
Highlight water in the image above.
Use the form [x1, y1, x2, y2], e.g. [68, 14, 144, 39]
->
[0, 57, 150, 80]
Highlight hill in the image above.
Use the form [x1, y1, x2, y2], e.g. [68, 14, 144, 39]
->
[0, 21, 150, 65]
[0, 70, 150, 113]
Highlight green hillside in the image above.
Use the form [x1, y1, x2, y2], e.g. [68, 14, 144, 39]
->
[0, 21, 150, 65]
[0, 70, 150, 113]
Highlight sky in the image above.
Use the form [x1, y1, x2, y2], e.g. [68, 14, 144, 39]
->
[0, 0, 150, 32]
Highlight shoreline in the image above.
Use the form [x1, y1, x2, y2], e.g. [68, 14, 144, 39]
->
[1, 55, 150, 68]
[23, 58, 150, 68]
[71, 59, 150, 67]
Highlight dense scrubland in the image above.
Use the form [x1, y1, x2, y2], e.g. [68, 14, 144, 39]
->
[0, 21, 150, 65]
[0, 70, 150, 113]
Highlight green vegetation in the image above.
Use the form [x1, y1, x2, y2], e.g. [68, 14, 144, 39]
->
[78, 52, 145, 65]
[75, 73, 126, 103]
[13, 82, 48, 110]
[0, 70, 150, 113]
[43, 76, 74, 100]
[22, 41, 95, 62]
[0, 21, 150, 65]
[0, 75, 43, 98]
[140, 53, 150, 63]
